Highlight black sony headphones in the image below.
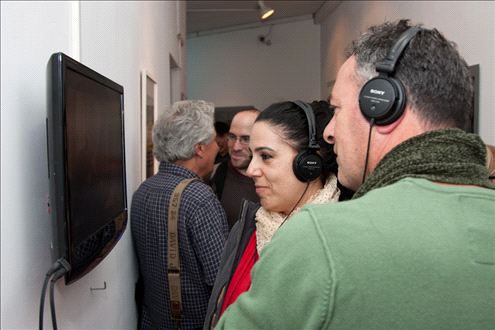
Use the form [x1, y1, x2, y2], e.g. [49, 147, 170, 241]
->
[291, 101, 323, 182]
[359, 27, 421, 126]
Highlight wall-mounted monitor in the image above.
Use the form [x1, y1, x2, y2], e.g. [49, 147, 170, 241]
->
[46, 52, 127, 284]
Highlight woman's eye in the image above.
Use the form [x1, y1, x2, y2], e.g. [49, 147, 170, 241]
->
[261, 153, 272, 161]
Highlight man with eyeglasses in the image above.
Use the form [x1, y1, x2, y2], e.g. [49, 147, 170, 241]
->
[210, 109, 261, 230]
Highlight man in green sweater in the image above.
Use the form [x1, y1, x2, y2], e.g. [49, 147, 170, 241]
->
[216, 19, 495, 329]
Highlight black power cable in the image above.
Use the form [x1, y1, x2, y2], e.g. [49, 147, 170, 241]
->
[49, 267, 70, 330]
[39, 258, 70, 330]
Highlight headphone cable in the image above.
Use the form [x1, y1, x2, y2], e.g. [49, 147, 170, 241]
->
[362, 118, 375, 184]
[279, 179, 311, 228]
[255, 179, 311, 263]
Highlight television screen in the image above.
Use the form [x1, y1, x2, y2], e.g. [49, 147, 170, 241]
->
[46, 52, 127, 284]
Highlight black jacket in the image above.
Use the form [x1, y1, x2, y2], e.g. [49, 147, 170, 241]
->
[203, 199, 261, 329]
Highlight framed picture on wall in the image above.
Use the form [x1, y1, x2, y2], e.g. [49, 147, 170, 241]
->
[141, 70, 158, 182]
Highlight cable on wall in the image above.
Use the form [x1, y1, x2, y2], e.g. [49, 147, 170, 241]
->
[258, 24, 273, 45]
[39, 258, 70, 330]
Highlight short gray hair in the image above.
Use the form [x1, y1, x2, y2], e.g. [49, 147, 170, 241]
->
[152, 100, 215, 163]
[349, 19, 473, 131]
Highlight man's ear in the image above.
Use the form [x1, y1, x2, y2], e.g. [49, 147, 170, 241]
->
[194, 142, 205, 158]
[374, 107, 407, 135]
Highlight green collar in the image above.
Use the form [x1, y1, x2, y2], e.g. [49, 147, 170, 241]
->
[353, 128, 494, 199]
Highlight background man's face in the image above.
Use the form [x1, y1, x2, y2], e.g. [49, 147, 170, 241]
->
[228, 111, 258, 170]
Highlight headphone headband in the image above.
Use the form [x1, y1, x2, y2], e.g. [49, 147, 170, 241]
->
[359, 27, 421, 126]
[291, 101, 323, 182]
[376, 27, 422, 75]
[292, 100, 320, 150]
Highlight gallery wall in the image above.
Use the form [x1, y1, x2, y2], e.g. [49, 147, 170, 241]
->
[1, 1, 185, 328]
[187, 18, 321, 111]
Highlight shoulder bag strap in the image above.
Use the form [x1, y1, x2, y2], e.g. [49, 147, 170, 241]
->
[168, 178, 202, 328]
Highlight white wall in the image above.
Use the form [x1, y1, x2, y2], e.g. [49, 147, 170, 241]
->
[187, 18, 321, 111]
[0, 1, 186, 329]
[319, 0, 495, 144]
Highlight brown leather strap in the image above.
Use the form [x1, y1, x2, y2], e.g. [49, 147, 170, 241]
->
[167, 178, 201, 323]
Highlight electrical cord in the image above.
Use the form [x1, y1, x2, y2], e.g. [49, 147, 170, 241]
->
[50, 266, 70, 330]
[39, 258, 70, 330]
[39, 260, 65, 330]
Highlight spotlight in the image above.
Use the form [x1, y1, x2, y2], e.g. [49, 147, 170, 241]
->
[258, 1, 274, 19]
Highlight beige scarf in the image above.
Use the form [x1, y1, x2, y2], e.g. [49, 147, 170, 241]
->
[255, 174, 340, 255]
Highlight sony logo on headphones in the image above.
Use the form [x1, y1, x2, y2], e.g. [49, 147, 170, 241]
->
[370, 89, 386, 95]
[307, 161, 318, 165]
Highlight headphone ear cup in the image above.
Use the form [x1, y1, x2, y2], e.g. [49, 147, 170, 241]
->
[293, 150, 323, 182]
[359, 76, 406, 126]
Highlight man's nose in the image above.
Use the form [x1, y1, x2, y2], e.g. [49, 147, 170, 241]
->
[324, 117, 336, 144]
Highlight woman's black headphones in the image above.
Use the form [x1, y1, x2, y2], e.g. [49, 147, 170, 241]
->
[358, 27, 421, 126]
[291, 101, 323, 182]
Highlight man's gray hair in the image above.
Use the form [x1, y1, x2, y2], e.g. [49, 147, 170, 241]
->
[349, 19, 473, 131]
[152, 100, 215, 163]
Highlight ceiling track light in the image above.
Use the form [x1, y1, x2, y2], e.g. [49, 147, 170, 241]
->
[258, 1, 274, 20]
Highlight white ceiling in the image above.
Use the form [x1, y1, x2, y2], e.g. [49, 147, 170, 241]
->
[186, 1, 340, 36]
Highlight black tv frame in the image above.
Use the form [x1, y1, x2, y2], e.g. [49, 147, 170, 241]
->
[46, 52, 127, 284]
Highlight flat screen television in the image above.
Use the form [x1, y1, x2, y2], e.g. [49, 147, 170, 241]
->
[46, 52, 127, 284]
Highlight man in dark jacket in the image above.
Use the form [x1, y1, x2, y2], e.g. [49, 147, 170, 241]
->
[210, 109, 260, 230]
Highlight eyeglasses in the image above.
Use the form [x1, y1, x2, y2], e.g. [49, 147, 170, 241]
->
[226, 133, 250, 145]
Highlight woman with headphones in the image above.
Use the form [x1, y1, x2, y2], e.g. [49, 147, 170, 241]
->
[203, 100, 353, 329]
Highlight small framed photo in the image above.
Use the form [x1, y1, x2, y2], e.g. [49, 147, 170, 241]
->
[141, 70, 158, 181]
